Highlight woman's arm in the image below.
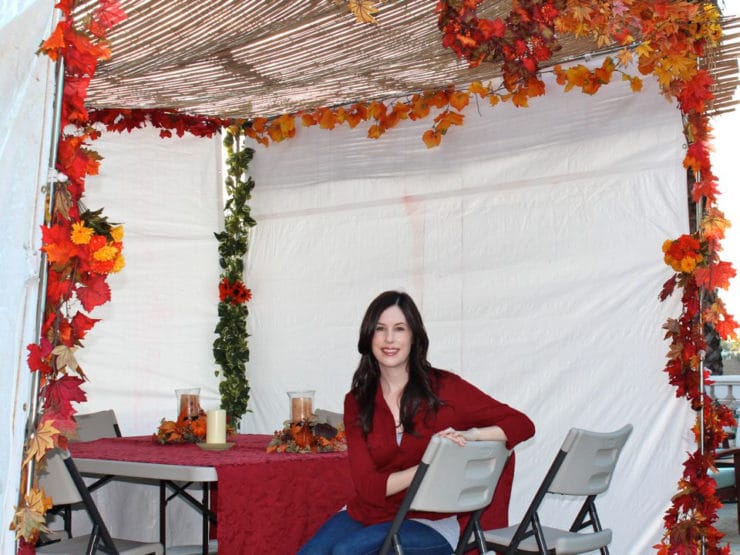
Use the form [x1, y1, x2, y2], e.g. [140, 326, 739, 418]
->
[385, 465, 419, 496]
[437, 424, 506, 446]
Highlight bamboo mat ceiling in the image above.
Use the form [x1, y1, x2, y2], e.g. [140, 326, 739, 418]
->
[72, 0, 738, 120]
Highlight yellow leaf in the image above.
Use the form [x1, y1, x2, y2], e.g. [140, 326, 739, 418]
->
[27, 487, 53, 514]
[52, 344, 78, 371]
[634, 41, 653, 59]
[616, 49, 633, 68]
[10, 490, 50, 541]
[24, 419, 61, 465]
[348, 0, 378, 24]
[701, 209, 731, 240]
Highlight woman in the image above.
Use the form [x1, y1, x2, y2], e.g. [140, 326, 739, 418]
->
[299, 291, 535, 554]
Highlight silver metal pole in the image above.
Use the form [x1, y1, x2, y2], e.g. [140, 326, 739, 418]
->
[695, 184, 705, 555]
[22, 53, 65, 499]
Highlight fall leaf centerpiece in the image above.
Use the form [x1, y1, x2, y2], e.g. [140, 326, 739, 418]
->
[267, 415, 346, 454]
[154, 410, 208, 444]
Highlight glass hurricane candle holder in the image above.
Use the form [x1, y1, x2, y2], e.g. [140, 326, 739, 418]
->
[287, 390, 314, 423]
[175, 388, 201, 420]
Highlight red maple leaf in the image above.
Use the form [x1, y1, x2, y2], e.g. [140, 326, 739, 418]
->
[684, 141, 710, 174]
[42, 224, 78, 265]
[695, 261, 736, 290]
[43, 406, 78, 437]
[71, 311, 100, 343]
[88, 0, 127, 38]
[76, 273, 111, 311]
[63, 76, 91, 124]
[27, 343, 52, 375]
[716, 313, 739, 339]
[44, 375, 87, 413]
[691, 175, 718, 203]
[678, 70, 714, 113]
[46, 269, 73, 305]
[659, 275, 677, 301]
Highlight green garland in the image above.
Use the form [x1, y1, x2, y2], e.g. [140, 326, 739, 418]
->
[213, 129, 257, 426]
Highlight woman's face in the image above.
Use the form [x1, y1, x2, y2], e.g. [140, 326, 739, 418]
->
[372, 305, 412, 373]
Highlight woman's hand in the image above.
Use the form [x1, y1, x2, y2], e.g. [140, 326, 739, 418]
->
[436, 425, 507, 446]
[436, 427, 480, 446]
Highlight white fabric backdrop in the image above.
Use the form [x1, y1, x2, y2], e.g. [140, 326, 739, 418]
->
[71, 62, 691, 552]
[0, 1, 56, 553]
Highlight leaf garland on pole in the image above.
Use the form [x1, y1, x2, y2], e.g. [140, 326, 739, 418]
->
[11, 0, 127, 549]
[212, 126, 257, 427]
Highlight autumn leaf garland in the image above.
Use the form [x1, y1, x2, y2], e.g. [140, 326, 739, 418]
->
[11, 0, 127, 548]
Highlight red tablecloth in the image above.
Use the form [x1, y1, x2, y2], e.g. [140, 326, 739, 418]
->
[69, 434, 352, 554]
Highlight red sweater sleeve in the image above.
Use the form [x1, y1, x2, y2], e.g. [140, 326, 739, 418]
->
[438, 371, 535, 450]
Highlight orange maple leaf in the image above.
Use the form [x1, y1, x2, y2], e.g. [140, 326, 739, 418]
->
[422, 129, 442, 149]
[367, 124, 384, 139]
[695, 261, 736, 290]
[511, 89, 530, 107]
[319, 109, 337, 130]
[449, 91, 470, 111]
[701, 208, 730, 241]
[37, 23, 66, 59]
[301, 113, 317, 127]
[468, 81, 488, 97]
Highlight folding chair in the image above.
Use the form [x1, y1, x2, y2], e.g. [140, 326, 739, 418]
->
[74, 410, 122, 442]
[46, 409, 123, 540]
[36, 448, 163, 555]
[379, 435, 510, 555]
[483, 424, 633, 555]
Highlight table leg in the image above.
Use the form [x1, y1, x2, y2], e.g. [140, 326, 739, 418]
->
[202, 482, 209, 555]
[160, 480, 167, 553]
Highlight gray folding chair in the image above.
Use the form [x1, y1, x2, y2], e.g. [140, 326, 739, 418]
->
[37, 448, 163, 555]
[46, 409, 123, 538]
[379, 435, 510, 555]
[483, 424, 633, 555]
[74, 410, 122, 442]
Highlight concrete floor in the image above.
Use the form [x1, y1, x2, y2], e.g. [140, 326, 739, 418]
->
[717, 503, 740, 553]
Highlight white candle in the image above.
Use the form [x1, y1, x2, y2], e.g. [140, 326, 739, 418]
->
[206, 409, 226, 444]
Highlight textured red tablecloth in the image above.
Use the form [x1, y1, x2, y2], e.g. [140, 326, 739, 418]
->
[69, 434, 353, 554]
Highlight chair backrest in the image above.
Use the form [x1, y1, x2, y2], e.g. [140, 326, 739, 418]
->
[38, 448, 83, 506]
[410, 435, 510, 513]
[314, 408, 344, 428]
[548, 424, 633, 496]
[74, 409, 121, 441]
[38, 448, 119, 551]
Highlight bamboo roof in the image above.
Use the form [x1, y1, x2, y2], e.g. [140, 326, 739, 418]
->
[72, 1, 738, 119]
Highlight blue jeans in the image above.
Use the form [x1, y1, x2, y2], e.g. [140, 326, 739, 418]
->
[298, 510, 452, 555]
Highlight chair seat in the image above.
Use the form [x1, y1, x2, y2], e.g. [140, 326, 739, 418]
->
[165, 539, 219, 554]
[485, 525, 612, 554]
[36, 534, 163, 554]
[711, 467, 736, 490]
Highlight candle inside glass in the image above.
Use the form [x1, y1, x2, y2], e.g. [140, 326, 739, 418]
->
[206, 409, 227, 443]
[291, 397, 312, 422]
[288, 390, 315, 423]
[175, 388, 201, 420]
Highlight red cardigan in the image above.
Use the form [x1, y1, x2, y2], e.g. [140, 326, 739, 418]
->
[343, 369, 535, 527]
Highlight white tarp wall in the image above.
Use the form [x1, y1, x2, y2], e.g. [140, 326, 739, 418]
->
[74, 63, 695, 552]
[0, 1, 56, 553]
[240, 68, 694, 553]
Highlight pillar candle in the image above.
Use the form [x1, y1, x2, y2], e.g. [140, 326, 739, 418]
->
[291, 396, 313, 423]
[206, 409, 227, 444]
